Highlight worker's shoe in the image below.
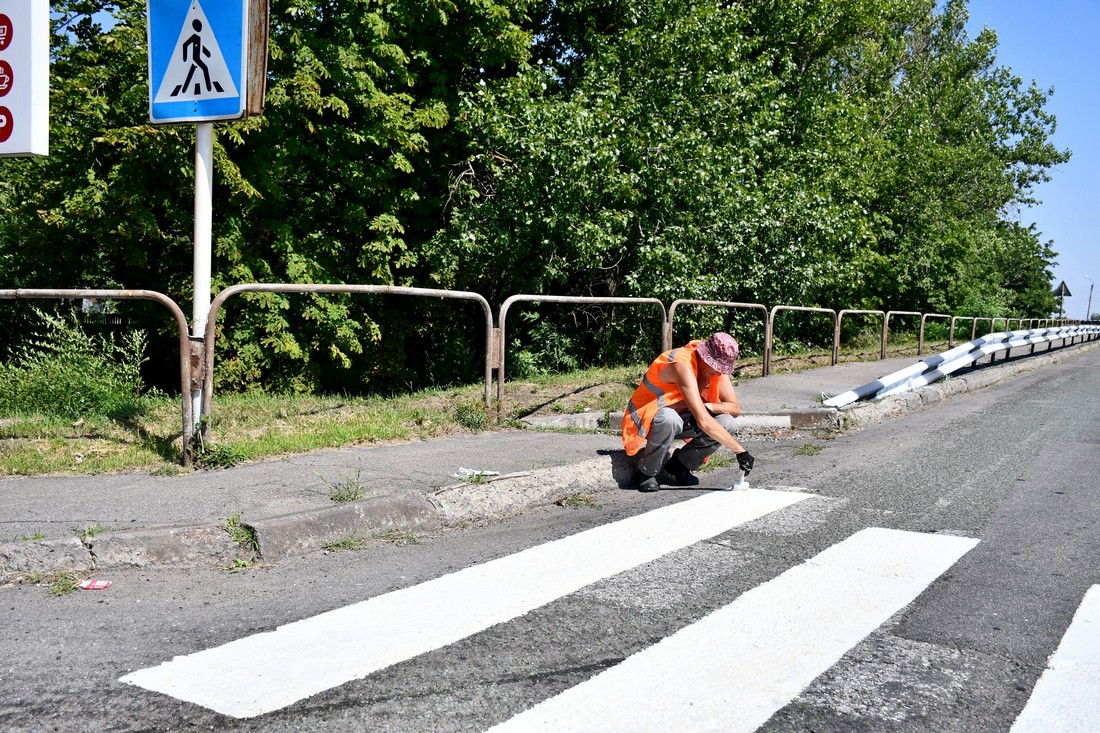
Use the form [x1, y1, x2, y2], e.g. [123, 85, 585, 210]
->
[659, 450, 699, 487]
[636, 472, 660, 492]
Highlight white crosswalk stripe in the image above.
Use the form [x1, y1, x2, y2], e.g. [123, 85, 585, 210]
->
[120, 488, 812, 718]
[122, 487, 1100, 732]
[486, 527, 979, 733]
[1011, 584, 1100, 733]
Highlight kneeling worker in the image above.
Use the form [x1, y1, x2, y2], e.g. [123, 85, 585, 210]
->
[622, 331, 755, 492]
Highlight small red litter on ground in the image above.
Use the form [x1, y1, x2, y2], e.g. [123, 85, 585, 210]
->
[77, 579, 112, 590]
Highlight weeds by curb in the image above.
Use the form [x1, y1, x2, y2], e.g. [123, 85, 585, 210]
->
[222, 513, 259, 570]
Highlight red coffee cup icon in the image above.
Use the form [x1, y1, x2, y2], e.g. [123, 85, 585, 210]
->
[0, 106, 12, 144]
[0, 60, 13, 97]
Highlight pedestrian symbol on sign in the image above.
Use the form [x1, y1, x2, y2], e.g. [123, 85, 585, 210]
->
[153, 0, 238, 104]
[173, 19, 223, 97]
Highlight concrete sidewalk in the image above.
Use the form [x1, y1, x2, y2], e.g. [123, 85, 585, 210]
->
[2, 341, 1095, 581]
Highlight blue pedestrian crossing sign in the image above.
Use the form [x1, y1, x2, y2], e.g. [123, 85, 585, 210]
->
[148, 0, 261, 124]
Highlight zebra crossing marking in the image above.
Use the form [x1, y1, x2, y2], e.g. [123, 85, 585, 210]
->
[1011, 584, 1100, 732]
[120, 488, 812, 718]
[487, 527, 979, 733]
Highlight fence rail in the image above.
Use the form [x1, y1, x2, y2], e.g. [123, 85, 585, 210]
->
[495, 295, 667, 418]
[1, 283, 1094, 463]
[200, 284, 495, 441]
[665, 300, 770, 354]
[0, 288, 196, 465]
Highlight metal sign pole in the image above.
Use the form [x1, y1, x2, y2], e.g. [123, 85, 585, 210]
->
[191, 121, 214, 431]
[147, 0, 268, 443]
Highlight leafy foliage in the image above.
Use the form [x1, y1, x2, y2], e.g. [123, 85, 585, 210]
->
[0, 0, 1069, 393]
[0, 309, 149, 419]
[438, 0, 1066, 329]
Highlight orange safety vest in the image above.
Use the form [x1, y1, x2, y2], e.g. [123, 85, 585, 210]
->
[622, 340, 721, 456]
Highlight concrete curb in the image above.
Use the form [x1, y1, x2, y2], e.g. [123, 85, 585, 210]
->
[89, 525, 240, 570]
[0, 537, 92, 582]
[430, 453, 635, 527]
[249, 494, 442, 562]
[2, 340, 1094, 582]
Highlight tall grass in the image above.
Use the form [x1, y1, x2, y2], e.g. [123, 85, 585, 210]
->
[0, 309, 150, 420]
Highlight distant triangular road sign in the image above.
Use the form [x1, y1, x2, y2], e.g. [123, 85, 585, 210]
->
[153, 0, 238, 104]
[1053, 281, 1072, 297]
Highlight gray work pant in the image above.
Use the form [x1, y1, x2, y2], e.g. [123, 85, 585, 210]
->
[636, 407, 738, 477]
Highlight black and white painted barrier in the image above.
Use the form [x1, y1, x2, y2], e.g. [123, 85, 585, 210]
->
[824, 326, 1100, 408]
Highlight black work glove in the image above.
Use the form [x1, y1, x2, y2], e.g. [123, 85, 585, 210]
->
[736, 450, 755, 475]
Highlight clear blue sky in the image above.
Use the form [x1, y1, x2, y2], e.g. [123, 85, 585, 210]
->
[965, 0, 1099, 319]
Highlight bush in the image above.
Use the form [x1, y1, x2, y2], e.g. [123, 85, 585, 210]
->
[0, 309, 149, 419]
[510, 319, 580, 378]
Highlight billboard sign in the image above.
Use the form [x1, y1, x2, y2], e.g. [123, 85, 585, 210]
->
[0, 1, 49, 157]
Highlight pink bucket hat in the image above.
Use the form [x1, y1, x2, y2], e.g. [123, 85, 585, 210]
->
[696, 332, 740, 374]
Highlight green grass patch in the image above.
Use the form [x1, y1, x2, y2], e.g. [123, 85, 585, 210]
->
[0, 363, 647, 476]
[321, 468, 368, 503]
[0, 350, 901, 478]
[0, 309, 149, 421]
[0, 384, 495, 476]
[322, 531, 420, 552]
[193, 441, 247, 470]
[794, 443, 824, 456]
[377, 530, 420, 546]
[222, 513, 259, 568]
[79, 524, 110, 540]
[20, 571, 85, 596]
[696, 452, 737, 472]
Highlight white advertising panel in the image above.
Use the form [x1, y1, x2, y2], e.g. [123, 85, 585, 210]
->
[0, 0, 49, 157]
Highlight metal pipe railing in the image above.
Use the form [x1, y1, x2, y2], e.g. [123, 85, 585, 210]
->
[765, 306, 837, 376]
[666, 300, 768, 355]
[972, 317, 993, 340]
[201, 284, 494, 441]
[0, 289, 195, 465]
[883, 311, 921, 359]
[495, 295, 666, 418]
[2, 280, 1060, 454]
[834, 310, 885, 366]
[919, 313, 951, 355]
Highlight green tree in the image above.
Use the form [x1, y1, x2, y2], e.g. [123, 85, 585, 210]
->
[859, 0, 1066, 316]
[0, 0, 1068, 389]
[435, 0, 1066, 363]
[0, 0, 533, 391]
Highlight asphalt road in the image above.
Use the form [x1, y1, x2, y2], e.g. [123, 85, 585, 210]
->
[3, 348, 1100, 732]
